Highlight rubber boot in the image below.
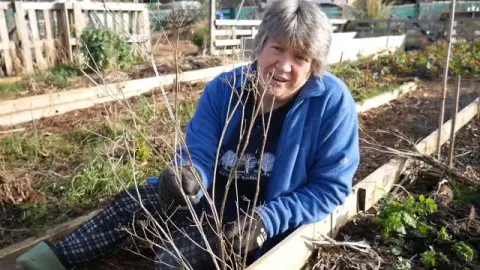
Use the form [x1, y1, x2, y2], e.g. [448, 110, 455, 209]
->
[16, 241, 67, 270]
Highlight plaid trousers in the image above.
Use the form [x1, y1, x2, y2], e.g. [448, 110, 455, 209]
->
[55, 184, 220, 269]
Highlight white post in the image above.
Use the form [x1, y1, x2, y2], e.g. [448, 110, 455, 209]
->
[209, 0, 216, 54]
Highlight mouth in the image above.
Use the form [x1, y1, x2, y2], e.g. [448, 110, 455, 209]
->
[270, 75, 288, 83]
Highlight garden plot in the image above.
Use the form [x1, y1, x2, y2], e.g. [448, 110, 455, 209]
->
[356, 79, 480, 182]
[0, 81, 205, 249]
[0, 76, 414, 260]
[0, 55, 230, 101]
[4, 78, 471, 269]
[307, 116, 480, 270]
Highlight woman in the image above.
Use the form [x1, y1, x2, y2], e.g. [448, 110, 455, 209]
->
[13, 0, 359, 269]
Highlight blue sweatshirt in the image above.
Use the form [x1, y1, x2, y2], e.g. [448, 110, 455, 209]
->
[178, 63, 360, 239]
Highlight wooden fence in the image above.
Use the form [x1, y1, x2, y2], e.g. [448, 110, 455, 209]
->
[0, 2, 151, 77]
[344, 17, 480, 41]
[212, 19, 348, 56]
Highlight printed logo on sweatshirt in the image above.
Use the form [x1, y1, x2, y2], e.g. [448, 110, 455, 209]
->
[219, 150, 276, 180]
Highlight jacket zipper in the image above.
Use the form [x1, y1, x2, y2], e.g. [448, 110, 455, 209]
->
[265, 98, 305, 200]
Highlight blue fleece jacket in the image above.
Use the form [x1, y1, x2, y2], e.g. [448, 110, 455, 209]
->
[178, 63, 360, 238]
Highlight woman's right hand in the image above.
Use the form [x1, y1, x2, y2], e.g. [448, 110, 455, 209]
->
[158, 165, 202, 207]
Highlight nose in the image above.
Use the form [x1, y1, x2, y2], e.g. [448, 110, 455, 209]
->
[275, 55, 292, 74]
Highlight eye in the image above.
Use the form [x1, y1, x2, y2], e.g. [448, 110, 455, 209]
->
[271, 45, 282, 53]
[295, 55, 308, 63]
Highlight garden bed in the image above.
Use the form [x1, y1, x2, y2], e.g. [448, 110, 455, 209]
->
[356, 79, 480, 182]
[307, 118, 480, 269]
[0, 55, 230, 101]
[0, 75, 411, 253]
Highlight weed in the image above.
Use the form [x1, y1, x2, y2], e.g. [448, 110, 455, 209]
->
[451, 181, 480, 204]
[330, 60, 399, 102]
[437, 226, 452, 241]
[0, 82, 25, 99]
[420, 246, 449, 269]
[420, 247, 437, 269]
[375, 195, 438, 238]
[80, 27, 135, 71]
[452, 242, 475, 263]
[392, 257, 411, 270]
[67, 157, 159, 203]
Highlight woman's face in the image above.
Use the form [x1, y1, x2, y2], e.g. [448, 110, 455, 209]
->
[256, 39, 313, 103]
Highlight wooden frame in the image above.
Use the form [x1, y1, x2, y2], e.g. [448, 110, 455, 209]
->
[0, 2, 151, 76]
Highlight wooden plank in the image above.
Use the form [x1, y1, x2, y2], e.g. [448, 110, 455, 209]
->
[214, 39, 241, 46]
[248, 216, 332, 270]
[357, 158, 409, 211]
[73, 3, 85, 38]
[141, 8, 151, 51]
[0, 62, 248, 125]
[59, 3, 73, 62]
[215, 19, 262, 26]
[22, 2, 62, 11]
[330, 192, 358, 237]
[79, 2, 146, 12]
[106, 10, 114, 29]
[0, 2, 11, 10]
[14, 2, 34, 73]
[356, 82, 417, 113]
[28, 9, 47, 69]
[211, 48, 234, 55]
[214, 29, 253, 37]
[121, 11, 127, 35]
[132, 10, 138, 34]
[0, 210, 101, 260]
[0, 9, 12, 75]
[43, 9, 56, 65]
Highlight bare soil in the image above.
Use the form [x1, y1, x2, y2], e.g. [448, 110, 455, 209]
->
[356, 79, 480, 182]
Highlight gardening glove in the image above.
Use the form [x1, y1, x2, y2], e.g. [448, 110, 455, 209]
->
[16, 241, 67, 270]
[224, 212, 268, 255]
[158, 165, 202, 208]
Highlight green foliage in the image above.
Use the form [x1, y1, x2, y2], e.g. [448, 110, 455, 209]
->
[391, 257, 411, 270]
[50, 64, 82, 78]
[451, 182, 480, 204]
[421, 247, 437, 268]
[375, 195, 438, 238]
[420, 246, 449, 269]
[347, 0, 393, 19]
[330, 60, 398, 101]
[68, 158, 148, 203]
[0, 82, 25, 99]
[452, 242, 475, 263]
[191, 20, 209, 53]
[437, 226, 452, 241]
[368, 40, 480, 79]
[80, 27, 134, 71]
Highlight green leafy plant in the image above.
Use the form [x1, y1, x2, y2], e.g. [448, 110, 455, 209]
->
[375, 195, 438, 238]
[421, 247, 437, 268]
[420, 246, 449, 269]
[79, 27, 134, 71]
[437, 226, 452, 241]
[191, 20, 209, 56]
[453, 242, 475, 263]
[392, 257, 411, 270]
[367, 40, 480, 79]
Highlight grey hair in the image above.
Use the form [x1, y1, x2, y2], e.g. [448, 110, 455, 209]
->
[252, 0, 333, 76]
